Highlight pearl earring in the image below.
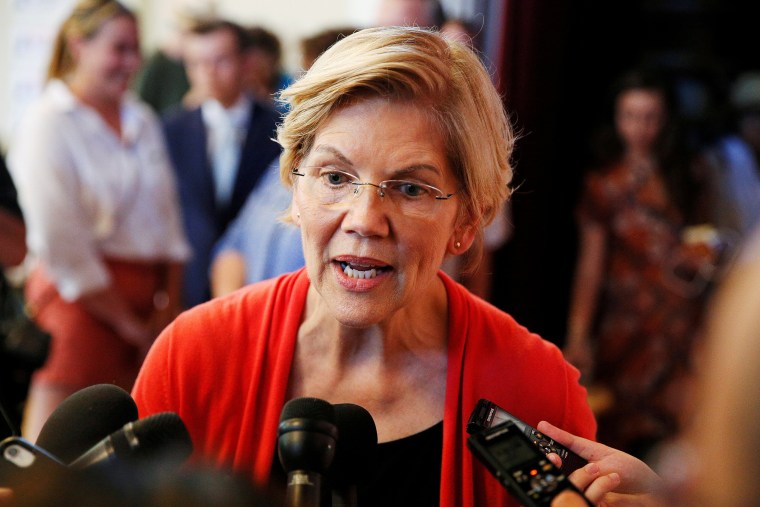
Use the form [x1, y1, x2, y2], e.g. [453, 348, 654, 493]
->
[456, 241, 461, 249]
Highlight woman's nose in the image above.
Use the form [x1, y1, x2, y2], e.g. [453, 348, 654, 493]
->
[340, 185, 391, 238]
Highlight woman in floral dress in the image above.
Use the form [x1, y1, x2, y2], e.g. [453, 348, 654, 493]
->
[565, 70, 718, 458]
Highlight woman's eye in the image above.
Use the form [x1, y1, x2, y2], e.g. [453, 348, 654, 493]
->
[323, 172, 349, 185]
[396, 182, 428, 197]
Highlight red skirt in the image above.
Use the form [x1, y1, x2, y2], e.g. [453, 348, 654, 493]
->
[25, 259, 166, 392]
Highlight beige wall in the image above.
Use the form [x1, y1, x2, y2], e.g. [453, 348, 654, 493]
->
[0, 0, 7, 150]
[1, 0, 77, 150]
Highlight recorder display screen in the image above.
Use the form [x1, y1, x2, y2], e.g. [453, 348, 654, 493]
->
[490, 433, 537, 468]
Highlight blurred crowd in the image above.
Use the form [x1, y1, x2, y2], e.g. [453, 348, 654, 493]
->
[0, 0, 508, 446]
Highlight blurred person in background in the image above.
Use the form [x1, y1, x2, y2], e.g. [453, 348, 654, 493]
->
[0, 153, 25, 270]
[132, 5, 196, 114]
[564, 69, 719, 459]
[699, 71, 760, 242]
[243, 26, 292, 115]
[208, 27, 359, 298]
[132, 0, 218, 113]
[545, 224, 760, 507]
[299, 26, 357, 72]
[375, 0, 446, 28]
[208, 157, 305, 298]
[0, 151, 31, 435]
[162, 19, 281, 309]
[7, 0, 190, 440]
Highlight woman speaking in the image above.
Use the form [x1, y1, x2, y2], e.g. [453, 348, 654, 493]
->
[133, 26, 596, 506]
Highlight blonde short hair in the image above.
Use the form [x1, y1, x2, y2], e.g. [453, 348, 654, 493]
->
[278, 26, 514, 271]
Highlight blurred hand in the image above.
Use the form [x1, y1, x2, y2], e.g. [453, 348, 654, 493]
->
[115, 317, 154, 357]
[538, 421, 666, 507]
[549, 462, 621, 506]
[552, 490, 593, 507]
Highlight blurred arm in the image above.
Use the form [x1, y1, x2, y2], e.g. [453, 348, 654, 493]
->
[210, 250, 247, 298]
[565, 220, 606, 378]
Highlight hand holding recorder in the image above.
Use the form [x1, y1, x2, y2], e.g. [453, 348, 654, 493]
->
[537, 421, 667, 507]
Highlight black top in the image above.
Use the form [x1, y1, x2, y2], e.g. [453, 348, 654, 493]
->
[270, 421, 443, 506]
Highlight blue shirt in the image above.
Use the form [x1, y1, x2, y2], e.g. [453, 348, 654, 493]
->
[212, 160, 304, 284]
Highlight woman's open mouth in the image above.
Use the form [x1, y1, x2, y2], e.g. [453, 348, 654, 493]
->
[339, 261, 390, 280]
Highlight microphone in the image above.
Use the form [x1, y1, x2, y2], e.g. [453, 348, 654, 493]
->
[330, 403, 378, 507]
[70, 412, 193, 470]
[36, 384, 138, 464]
[277, 397, 338, 507]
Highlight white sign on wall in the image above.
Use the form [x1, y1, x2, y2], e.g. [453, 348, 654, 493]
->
[3, 0, 76, 148]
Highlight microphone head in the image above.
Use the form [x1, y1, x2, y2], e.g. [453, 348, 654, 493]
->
[279, 397, 335, 423]
[109, 412, 193, 465]
[277, 397, 337, 474]
[330, 403, 378, 487]
[68, 412, 193, 472]
[36, 384, 137, 464]
[119, 412, 194, 464]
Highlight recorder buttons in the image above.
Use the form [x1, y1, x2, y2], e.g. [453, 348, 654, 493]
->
[512, 458, 566, 500]
[529, 430, 569, 460]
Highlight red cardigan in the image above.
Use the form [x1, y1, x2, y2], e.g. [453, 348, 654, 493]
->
[133, 268, 596, 506]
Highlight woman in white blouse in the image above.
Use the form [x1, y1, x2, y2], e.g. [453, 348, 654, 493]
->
[8, 0, 190, 440]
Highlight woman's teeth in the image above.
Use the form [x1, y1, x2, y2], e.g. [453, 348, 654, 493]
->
[341, 262, 381, 279]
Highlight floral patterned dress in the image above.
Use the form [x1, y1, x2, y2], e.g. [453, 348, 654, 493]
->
[578, 161, 714, 457]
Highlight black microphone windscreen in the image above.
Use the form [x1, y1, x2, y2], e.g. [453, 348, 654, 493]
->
[277, 397, 337, 475]
[279, 397, 335, 423]
[36, 384, 137, 464]
[331, 403, 377, 486]
[127, 412, 193, 462]
[70, 412, 193, 470]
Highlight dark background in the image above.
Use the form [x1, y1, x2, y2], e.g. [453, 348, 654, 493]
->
[484, 0, 757, 346]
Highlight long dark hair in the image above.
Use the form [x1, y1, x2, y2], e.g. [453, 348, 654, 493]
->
[592, 68, 698, 222]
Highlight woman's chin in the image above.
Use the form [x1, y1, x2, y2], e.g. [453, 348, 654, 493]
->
[330, 302, 391, 329]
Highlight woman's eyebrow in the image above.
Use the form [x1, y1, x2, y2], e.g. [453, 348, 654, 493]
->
[311, 146, 442, 178]
[392, 164, 442, 178]
[311, 145, 353, 166]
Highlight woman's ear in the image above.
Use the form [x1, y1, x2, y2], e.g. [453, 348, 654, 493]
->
[66, 34, 85, 62]
[447, 223, 476, 255]
[290, 195, 301, 227]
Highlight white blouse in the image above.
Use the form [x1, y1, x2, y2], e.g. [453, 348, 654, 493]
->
[8, 80, 191, 301]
